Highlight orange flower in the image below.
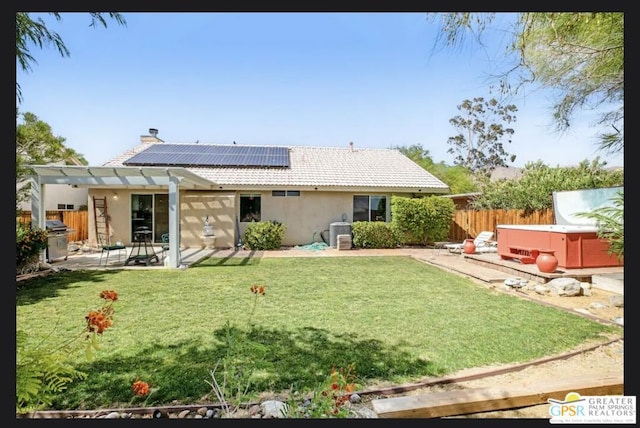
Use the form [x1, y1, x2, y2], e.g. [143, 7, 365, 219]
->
[250, 284, 266, 295]
[100, 290, 118, 301]
[132, 380, 150, 396]
[86, 308, 114, 334]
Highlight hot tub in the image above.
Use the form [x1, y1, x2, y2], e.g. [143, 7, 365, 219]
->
[496, 224, 622, 269]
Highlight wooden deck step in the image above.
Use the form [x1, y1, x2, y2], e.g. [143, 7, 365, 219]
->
[371, 372, 623, 418]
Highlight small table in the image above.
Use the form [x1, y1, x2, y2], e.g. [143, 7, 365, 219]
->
[125, 227, 159, 266]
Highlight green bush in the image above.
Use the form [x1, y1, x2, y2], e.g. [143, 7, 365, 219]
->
[352, 221, 400, 249]
[243, 221, 286, 250]
[16, 223, 48, 272]
[391, 196, 455, 245]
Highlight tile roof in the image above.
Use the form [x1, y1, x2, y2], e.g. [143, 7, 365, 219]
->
[103, 142, 449, 192]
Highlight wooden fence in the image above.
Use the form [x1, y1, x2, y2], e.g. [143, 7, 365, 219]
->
[17, 210, 88, 243]
[449, 208, 555, 241]
[17, 208, 555, 245]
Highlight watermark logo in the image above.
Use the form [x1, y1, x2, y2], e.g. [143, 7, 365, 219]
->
[548, 392, 636, 424]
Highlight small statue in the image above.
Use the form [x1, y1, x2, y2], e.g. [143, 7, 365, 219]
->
[204, 215, 209, 226]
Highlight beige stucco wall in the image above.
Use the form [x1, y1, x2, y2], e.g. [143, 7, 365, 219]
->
[88, 189, 237, 249]
[181, 191, 236, 249]
[239, 190, 392, 247]
[88, 188, 401, 249]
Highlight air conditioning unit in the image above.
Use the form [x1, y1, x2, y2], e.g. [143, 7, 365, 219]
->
[329, 222, 352, 248]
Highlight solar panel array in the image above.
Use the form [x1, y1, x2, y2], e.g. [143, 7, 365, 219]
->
[123, 144, 290, 168]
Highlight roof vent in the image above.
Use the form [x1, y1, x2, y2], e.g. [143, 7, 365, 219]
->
[149, 128, 158, 138]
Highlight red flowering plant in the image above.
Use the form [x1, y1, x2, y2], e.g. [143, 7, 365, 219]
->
[247, 284, 266, 326]
[283, 363, 360, 418]
[16, 223, 48, 275]
[17, 290, 120, 413]
[132, 379, 150, 396]
[84, 290, 119, 361]
[205, 284, 267, 416]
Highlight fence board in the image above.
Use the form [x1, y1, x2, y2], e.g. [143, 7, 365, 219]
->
[17, 211, 88, 242]
[449, 209, 554, 241]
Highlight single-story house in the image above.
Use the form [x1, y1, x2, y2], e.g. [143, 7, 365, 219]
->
[29, 130, 450, 267]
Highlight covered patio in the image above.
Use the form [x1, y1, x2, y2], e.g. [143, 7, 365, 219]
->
[29, 165, 217, 268]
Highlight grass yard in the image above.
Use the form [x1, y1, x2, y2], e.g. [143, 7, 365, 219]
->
[16, 256, 620, 411]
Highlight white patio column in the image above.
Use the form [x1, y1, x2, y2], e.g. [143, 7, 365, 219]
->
[30, 174, 46, 263]
[168, 176, 181, 268]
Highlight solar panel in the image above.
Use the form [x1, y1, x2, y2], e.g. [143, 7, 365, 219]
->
[124, 144, 290, 168]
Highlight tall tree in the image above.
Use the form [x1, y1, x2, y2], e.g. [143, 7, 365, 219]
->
[446, 97, 517, 174]
[16, 111, 88, 209]
[426, 12, 624, 154]
[16, 12, 127, 103]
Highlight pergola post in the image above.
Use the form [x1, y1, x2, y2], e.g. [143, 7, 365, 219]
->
[30, 175, 46, 263]
[168, 176, 181, 268]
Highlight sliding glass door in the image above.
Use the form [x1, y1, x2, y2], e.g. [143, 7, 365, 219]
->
[130, 193, 168, 243]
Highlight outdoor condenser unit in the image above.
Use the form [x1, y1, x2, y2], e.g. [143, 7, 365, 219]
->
[329, 222, 352, 248]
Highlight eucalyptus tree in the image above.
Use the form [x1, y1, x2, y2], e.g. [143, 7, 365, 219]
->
[446, 96, 517, 175]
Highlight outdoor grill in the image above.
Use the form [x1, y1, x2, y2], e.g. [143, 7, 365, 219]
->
[45, 219, 70, 262]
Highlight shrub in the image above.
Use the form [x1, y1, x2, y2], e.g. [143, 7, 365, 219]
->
[351, 221, 399, 249]
[16, 223, 48, 274]
[243, 221, 286, 250]
[390, 196, 455, 245]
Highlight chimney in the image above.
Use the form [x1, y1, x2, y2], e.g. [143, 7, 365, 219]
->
[349, 141, 354, 152]
[140, 127, 163, 144]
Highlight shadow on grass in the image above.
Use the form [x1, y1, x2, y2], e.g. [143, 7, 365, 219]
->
[16, 270, 124, 305]
[51, 325, 445, 410]
[191, 251, 261, 267]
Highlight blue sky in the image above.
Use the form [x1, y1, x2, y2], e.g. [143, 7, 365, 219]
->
[16, 12, 624, 168]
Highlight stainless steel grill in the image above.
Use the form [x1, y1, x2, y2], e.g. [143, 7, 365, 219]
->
[45, 220, 69, 262]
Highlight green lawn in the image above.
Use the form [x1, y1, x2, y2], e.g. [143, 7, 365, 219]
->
[16, 256, 620, 410]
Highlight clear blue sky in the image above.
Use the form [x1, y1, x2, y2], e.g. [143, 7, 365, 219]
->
[16, 12, 624, 168]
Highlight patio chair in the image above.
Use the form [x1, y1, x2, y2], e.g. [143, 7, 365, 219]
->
[97, 231, 127, 266]
[160, 233, 183, 262]
[160, 233, 170, 262]
[444, 231, 497, 254]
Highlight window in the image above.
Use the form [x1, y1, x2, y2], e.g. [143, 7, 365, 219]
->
[66, 204, 74, 210]
[272, 190, 300, 197]
[57, 204, 65, 210]
[353, 195, 387, 222]
[240, 194, 261, 222]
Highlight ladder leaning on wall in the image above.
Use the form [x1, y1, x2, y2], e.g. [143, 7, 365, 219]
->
[92, 196, 110, 247]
